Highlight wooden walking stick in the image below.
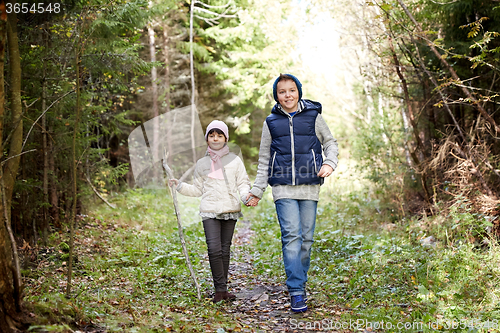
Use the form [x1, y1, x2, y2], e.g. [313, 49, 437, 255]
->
[162, 150, 202, 300]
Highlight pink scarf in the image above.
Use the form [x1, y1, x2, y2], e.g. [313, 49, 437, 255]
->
[207, 145, 230, 180]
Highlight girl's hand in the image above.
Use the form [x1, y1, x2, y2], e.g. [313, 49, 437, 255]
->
[247, 197, 260, 207]
[318, 164, 334, 178]
[245, 193, 260, 207]
[168, 179, 179, 187]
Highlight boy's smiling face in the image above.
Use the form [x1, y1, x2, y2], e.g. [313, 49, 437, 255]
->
[277, 79, 299, 113]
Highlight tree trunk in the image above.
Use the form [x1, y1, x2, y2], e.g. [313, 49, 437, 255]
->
[387, 34, 433, 207]
[388, 35, 424, 161]
[5, 0, 22, 307]
[42, 59, 48, 245]
[163, 24, 172, 166]
[67, 44, 82, 296]
[48, 127, 60, 228]
[0, 209, 22, 332]
[148, 24, 159, 163]
[423, 78, 435, 152]
[189, 0, 197, 165]
[0, 2, 23, 330]
[3, 3, 22, 218]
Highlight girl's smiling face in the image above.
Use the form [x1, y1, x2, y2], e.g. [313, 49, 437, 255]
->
[207, 131, 227, 150]
[277, 79, 299, 113]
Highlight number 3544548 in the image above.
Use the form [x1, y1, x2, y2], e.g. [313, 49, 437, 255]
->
[6, 3, 61, 14]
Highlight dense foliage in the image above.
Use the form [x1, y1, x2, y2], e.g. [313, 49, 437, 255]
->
[1, 0, 500, 331]
[8, 0, 296, 246]
[313, 0, 500, 221]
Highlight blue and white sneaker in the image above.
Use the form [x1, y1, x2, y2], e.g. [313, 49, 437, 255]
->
[291, 295, 307, 313]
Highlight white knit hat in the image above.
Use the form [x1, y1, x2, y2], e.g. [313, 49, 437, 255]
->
[205, 120, 229, 141]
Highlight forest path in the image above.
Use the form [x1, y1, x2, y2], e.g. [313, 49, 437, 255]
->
[21, 207, 349, 332]
[218, 219, 344, 332]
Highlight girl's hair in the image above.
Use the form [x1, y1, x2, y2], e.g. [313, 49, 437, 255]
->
[207, 128, 227, 141]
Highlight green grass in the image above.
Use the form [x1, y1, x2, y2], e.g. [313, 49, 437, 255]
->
[25, 188, 234, 332]
[246, 187, 500, 332]
[23, 187, 500, 332]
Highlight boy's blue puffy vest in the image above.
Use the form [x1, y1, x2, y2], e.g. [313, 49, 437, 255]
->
[266, 99, 324, 186]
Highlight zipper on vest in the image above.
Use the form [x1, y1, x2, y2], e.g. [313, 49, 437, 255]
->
[270, 151, 277, 177]
[311, 149, 318, 174]
[289, 117, 296, 185]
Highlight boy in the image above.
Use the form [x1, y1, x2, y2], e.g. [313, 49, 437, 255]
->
[246, 74, 338, 312]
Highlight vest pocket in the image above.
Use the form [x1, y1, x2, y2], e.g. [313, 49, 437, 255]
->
[270, 151, 277, 177]
[311, 149, 318, 174]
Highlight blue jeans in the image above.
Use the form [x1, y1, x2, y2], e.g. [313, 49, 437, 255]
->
[275, 199, 317, 296]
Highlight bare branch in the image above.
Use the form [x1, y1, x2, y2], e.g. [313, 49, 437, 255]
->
[193, 6, 236, 19]
[382, 4, 500, 74]
[429, 0, 460, 4]
[397, 0, 500, 133]
[194, 15, 218, 26]
[23, 98, 39, 109]
[409, 34, 495, 196]
[85, 175, 116, 209]
[196, 0, 232, 9]
[22, 90, 75, 151]
[0, 149, 37, 166]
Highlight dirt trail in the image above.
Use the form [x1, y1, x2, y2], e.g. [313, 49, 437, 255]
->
[222, 219, 332, 332]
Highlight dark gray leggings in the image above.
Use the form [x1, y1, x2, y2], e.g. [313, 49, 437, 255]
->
[202, 218, 237, 292]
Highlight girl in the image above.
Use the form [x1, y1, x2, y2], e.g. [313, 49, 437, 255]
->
[170, 120, 251, 303]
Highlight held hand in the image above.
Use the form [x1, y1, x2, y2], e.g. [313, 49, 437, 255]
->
[247, 197, 260, 207]
[317, 164, 334, 178]
[245, 193, 260, 207]
[168, 179, 179, 187]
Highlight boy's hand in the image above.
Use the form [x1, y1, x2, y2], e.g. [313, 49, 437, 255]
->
[168, 179, 179, 187]
[318, 164, 334, 178]
[247, 197, 260, 207]
[245, 193, 260, 207]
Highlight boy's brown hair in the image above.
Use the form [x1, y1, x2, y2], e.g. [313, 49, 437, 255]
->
[272, 73, 303, 102]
